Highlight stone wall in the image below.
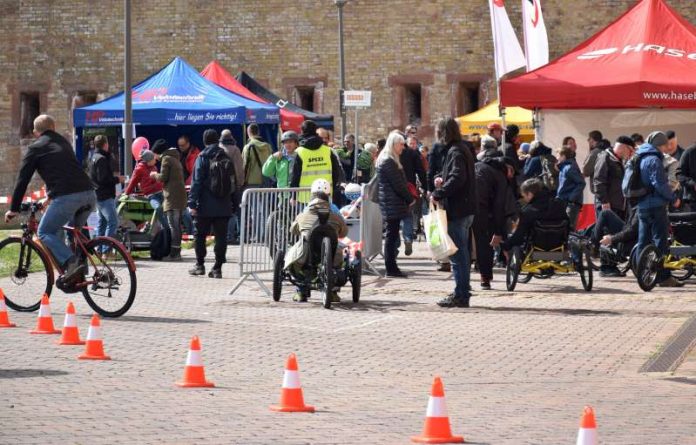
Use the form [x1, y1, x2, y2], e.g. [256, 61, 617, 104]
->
[1, 0, 694, 196]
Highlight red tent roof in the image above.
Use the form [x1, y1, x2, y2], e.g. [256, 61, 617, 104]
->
[501, 0, 696, 109]
[201, 61, 305, 132]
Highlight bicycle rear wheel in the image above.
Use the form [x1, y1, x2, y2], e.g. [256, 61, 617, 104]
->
[83, 237, 137, 317]
[0, 237, 53, 312]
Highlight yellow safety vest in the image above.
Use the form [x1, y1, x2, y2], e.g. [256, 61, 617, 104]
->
[296, 144, 333, 203]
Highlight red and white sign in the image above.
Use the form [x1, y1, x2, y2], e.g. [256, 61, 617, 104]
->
[489, 0, 526, 79]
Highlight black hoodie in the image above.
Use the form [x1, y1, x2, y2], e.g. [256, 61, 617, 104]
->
[501, 189, 568, 250]
[290, 134, 345, 203]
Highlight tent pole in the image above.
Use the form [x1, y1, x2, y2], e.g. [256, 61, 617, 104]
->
[123, 0, 133, 176]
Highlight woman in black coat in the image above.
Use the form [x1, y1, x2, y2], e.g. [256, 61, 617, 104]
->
[377, 131, 414, 278]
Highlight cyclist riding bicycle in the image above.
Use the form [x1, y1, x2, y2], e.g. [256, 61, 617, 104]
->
[4, 114, 96, 282]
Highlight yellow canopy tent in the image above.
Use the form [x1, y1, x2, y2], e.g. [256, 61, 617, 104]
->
[456, 100, 534, 140]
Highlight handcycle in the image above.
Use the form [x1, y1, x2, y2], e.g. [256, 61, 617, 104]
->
[635, 212, 696, 291]
[272, 214, 361, 309]
[506, 220, 593, 292]
[0, 201, 137, 317]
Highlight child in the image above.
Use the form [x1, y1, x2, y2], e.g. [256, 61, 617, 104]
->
[123, 149, 165, 226]
[284, 179, 348, 303]
[556, 145, 586, 230]
[501, 178, 568, 252]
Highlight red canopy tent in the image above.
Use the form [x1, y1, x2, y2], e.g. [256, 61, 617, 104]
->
[201, 61, 305, 132]
[501, 0, 696, 109]
[501, 0, 696, 229]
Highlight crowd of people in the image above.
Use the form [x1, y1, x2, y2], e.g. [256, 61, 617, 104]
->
[7, 113, 695, 306]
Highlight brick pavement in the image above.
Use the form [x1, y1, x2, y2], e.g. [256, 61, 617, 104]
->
[0, 241, 695, 444]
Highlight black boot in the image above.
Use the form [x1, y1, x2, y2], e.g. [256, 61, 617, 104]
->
[189, 264, 205, 276]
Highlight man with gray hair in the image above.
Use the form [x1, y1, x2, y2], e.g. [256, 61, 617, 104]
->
[5, 114, 96, 282]
[220, 129, 245, 245]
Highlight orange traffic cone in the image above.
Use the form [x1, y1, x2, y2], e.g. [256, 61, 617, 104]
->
[270, 353, 315, 413]
[29, 294, 60, 334]
[56, 302, 85, 345]
[576, 406, 598, 445]
[176, 336, 215, 388]
[411, 376, 464, 444]
[0, 289, 16, 328]
[78, 315, 111, 360]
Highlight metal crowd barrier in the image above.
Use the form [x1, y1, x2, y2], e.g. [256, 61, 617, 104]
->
[229, 187, 309, 296]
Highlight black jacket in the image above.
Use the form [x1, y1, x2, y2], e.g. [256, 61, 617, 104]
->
[582, 140, 611, 192]
[11, 130, 93, 212]
[593, 148, 625, 213]
[400, 147, 426, 188]
[376, 158, 414, 221]
[89, 149, 119, 201]
[427, 143, 447, 192]
[502, 189, 568, 251]
[612, 207, 638, 245]
[678, 144, 696, 202]
[290, 135, 344, 203]
[187, 144, 233, 218]
[432, 141, 477, 220]
[475, 159, 508, 236]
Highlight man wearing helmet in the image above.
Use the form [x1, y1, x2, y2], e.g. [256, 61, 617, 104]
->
[262, 131, 299, 188]
[284, 179, 348, 303]
[290, 120, 344, 205]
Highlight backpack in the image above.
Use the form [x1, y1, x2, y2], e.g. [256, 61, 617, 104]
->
[209, 149, 235, 198]
[622, 152, 657, 199]
[540, 155, 559, 192]
[150, 224, 171, 261]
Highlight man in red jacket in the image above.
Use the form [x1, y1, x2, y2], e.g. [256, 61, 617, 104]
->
[178, 135, 201, 186]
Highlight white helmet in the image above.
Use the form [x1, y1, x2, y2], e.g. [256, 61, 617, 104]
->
[310, 178, 331, 195]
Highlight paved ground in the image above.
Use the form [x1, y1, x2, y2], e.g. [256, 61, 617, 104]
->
[1, 241, 695, 444]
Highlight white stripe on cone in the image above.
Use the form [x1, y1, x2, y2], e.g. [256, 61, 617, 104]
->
[425, 396, 448, 418]
[577, 428, 597, 445]
[85, 326, 102, 341]
[0, 298, 6, 311]
[282, 370, 301, 389]
[186, 349, 203, 366]
[63, 313, 76, 327]
[38, 302, 51, 317]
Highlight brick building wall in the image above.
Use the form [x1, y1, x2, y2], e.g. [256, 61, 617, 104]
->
[1, 0, 694, 196]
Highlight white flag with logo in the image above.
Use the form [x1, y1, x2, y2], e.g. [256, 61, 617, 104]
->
[489, 0, 526, 79]
[522, 0, 549, 71]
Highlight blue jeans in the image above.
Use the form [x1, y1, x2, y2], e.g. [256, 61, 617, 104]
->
[182, 207, 194, 235]
[96, 198, 119, 253]
[637, 206, 670, 282]
[447, 215, 474, 299]
[148, 192, 167, 228]
[401, 214, 414, 243]
[38, 190, 97, 265]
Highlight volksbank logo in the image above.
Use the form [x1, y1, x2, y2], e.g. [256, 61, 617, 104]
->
[577, 43, 696, 60]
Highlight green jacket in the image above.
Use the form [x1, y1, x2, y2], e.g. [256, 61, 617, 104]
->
[153, 148, 187, 212]
[242, 137, 272, 186]
[262, 153, 293, 188]
[356, 150, 375, 181]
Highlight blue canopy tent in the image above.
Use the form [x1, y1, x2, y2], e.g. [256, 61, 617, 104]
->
[73, 57, 280, 171]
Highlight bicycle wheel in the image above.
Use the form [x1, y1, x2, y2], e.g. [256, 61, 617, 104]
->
[0, 237, 53, 312]
[506, 247, 522, 291]
[636, 245, 660, 292]
[320, 237, 334, 309]
[83, 237, 137, 317]
[580, 249, 593, 291]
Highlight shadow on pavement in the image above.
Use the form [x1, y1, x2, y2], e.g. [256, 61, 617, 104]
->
[105, 315, 211, 324]
[333, 299, 418, 313]
[475, 305, 621, 316]
[0, 369, 69, 379]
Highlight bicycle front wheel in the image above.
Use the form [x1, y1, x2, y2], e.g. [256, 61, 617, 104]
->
[0, 237, 53, 311]
[83, 237, 137, 317]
